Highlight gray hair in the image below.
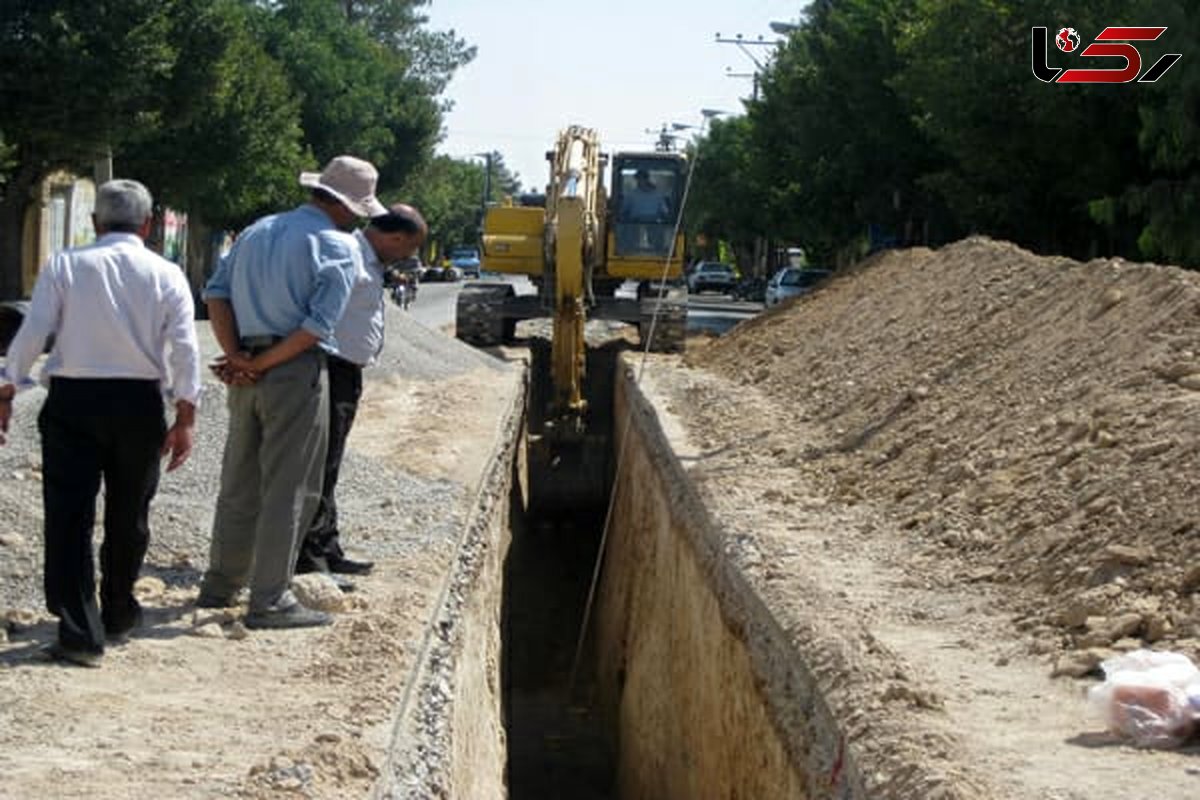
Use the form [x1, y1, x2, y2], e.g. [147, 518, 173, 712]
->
[95, 179, 153, 231]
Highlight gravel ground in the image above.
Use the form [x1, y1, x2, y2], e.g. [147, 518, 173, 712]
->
[0, 293, 524, 800]
[0, 299, 510, 620]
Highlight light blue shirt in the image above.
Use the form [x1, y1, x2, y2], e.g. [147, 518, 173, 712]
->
[332, 229, 386, 366]
[203, 205, 361, 350]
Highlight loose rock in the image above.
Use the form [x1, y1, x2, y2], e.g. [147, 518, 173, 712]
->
[1052, 649, 1107, 678]
[190, 623, 226, 639]
[0, 532, 26, 548]
[291, 573, 347, 613]
[134, 576, 167, 600]
[1181, 565, 1200, 595]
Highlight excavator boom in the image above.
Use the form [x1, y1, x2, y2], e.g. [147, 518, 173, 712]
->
[455, 125, 689, 513]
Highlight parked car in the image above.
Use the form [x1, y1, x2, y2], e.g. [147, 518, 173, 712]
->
[687, 261, 737, 294]
[421, 262, 463, 282]
[765, 267, 832, 307]
[732, 276, 767, 303]
[449, 247, 481, 278]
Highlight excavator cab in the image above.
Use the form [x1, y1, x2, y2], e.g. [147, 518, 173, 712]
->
[608, 154, 687, 278]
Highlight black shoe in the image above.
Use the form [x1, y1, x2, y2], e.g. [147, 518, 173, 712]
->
[245, 603, 333, 630]
[294, 556, 330, 575]
[104, 607, 144, 645]
[46, 642, 103, 668]
[327, 556, 374, 575]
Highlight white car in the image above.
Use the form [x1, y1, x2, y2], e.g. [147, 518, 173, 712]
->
[765, 268, 831, 307]
[687, 261, 737, 294]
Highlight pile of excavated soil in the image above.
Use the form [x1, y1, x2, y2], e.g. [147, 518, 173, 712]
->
[692, 237, 1200, 675]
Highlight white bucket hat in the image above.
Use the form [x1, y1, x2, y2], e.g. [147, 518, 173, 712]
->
[299, 155, 387, 217]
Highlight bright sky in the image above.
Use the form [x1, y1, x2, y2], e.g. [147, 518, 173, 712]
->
[423, 0, 805, 191]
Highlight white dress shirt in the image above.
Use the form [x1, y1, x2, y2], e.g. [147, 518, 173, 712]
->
[2, 232, 201, 405]
[332, 229, 387, 367]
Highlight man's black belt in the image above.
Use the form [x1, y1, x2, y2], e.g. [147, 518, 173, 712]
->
[239, 335, 283, 353]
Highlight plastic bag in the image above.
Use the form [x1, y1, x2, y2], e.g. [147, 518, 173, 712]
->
[1087, 649, 1200, 748]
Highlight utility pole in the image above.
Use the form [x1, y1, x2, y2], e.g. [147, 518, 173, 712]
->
[716, 32, 778, 102]
[472, 152, 494, 248]
[645, 124, 681, 152]
[474, 152, 493, 210]
[724, 69, 759, 101]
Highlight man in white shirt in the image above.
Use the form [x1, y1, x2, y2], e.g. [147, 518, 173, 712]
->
[296, 204, 427, 586]
[0, 179, 200, 667]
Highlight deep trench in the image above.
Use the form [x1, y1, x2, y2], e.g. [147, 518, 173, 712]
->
[501, 340, 622, 798]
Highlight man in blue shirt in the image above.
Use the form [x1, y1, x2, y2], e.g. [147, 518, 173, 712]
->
[198, 155, 385, 629]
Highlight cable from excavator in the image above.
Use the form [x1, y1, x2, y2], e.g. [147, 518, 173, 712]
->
[569, 121, 710, 694]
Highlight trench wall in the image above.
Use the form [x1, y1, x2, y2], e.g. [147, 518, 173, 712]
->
[372, 373, 524, 800]
[594, 361, 865, 799]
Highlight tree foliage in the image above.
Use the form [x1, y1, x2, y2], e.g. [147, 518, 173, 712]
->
[686, 117, 765, 268]
[121, 0, 307, 229]
[398, 151, 522, 255]
[0, 0, 473, 294]
[689, 0, 1200, 268]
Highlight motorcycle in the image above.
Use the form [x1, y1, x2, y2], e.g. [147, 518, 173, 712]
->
[385, 267, 418, 310]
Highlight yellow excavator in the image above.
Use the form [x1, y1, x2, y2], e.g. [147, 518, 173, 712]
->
[455, 125, 688, 512]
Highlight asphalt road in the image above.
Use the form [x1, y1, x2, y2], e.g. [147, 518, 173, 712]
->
[402, 278, 761, 339]
[685, 292, 763, 335]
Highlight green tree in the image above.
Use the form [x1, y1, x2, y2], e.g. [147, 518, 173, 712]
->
[481, 151, 524, 201]
[398, 155, 491, 255]
[750, 0, 945, 264]
[0, 0, 473, 296]
[121, 0, 307, 229]
[1120, 0, 1200, 266]
[263, 0, 471, 191]
[0, 0, 176, 296]
[895, 0, 1143, 260]
[686, 117, 765, 270]
[337, 0, 475, 96]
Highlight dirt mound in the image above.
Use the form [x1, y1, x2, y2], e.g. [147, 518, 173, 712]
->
[693, 237, 1200, 668]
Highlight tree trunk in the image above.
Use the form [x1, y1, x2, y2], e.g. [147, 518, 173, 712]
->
[0, 161, 39, 300]
[185, 216, 216, 319]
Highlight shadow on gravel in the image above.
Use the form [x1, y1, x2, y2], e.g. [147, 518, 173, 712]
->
[1067, 732, 1200, 756]
[134, 602, 212, 641]
[141, 561, 204, 590]
[0, 622, 56, 666]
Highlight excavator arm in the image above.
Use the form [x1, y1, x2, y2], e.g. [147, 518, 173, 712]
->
[546, 126, 603, 432]
[456, 125, 687, 514]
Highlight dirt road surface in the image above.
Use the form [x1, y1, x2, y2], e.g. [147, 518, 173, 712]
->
[0, 305, 520, 799]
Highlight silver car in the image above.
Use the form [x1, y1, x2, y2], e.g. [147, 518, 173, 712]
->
[765, 267, 831, 307]
[687, 261, 737, 294]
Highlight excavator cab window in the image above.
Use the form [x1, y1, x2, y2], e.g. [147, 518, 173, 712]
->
[612, 159, 683, 257]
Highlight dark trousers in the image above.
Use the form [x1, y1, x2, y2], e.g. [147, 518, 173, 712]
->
[298, 355, 362, 570]
[39, 378, 166, 654]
